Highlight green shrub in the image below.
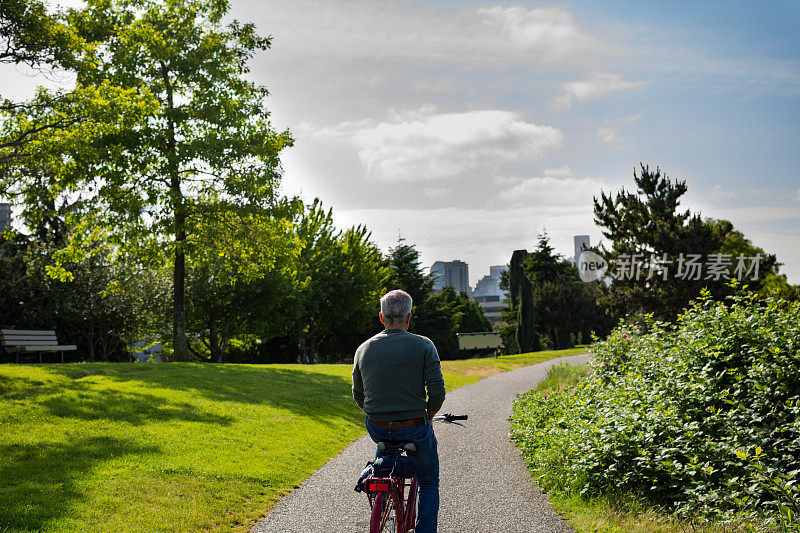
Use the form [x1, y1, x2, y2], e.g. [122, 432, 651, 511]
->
[510, 284, 800, 527]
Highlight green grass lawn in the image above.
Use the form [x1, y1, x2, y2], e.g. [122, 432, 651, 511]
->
[0, 347, 587, 532]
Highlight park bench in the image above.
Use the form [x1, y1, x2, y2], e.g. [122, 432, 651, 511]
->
[0, 329, 77, 363]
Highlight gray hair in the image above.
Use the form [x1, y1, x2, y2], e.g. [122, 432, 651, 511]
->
[380, 289, 413, 325]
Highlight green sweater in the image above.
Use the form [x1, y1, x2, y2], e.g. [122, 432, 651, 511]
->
[352, 328, 446, 422]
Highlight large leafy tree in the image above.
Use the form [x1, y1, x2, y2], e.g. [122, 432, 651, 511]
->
[45, 0, 294, 359]
[289, 200, 389, 363]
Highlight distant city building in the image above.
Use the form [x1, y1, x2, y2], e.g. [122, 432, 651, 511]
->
[431, 260, 469, 295]
[0, 203, 11, 230]
[572, 235, 591, 265]
[472, 265, 506, 298]
[471, 265, 508, 325]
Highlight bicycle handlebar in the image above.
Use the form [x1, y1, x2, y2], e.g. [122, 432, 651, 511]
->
[432, 413, 468, 423]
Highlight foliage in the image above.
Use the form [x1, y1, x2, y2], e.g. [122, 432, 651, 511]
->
[507, 248, 539, 353]
[381, 238, 490, 360]
[525, 232, 612, 349]
[593, 164, 785, 322]
[510, 282, 800, 528]
[384, 237, 435, 305]
[185, 203, 300, 363]
[18, 0, 295, 360]
[413, 286, 491, 359]
[287, 199, 389, 363]
[0, 232, 166, 362]
[0, 0, 85, 169]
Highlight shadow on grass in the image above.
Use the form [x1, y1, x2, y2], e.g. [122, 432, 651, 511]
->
[45, 364, 363, 427]
[0, 436, 160, 531]
[2, 373, 234, 426]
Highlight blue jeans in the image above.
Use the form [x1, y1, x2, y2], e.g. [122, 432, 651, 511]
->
[366, 416, 439, 533]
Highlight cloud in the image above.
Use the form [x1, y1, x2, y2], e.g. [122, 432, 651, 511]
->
[496, 176, 612, 207]
[597, 126, 622, 144]
[554, 72, 642, 109]
[543, 165, 575, 178]
[492, 176, 524, 186]
[319, 109, 564, 182]
[423, 187, 449, 199]
[711, 184, 737, 200]
[477, 6, 607, 62]
[245, 1, 611, 69]
[795, 188, 800, 202]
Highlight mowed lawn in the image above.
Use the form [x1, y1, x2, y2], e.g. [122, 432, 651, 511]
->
[0, 347, 587, 532]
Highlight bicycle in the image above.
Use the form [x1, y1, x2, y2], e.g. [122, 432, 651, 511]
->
[355, 413, 468, 533]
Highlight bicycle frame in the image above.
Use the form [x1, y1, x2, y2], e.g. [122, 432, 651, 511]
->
[366, 475, 417, 532]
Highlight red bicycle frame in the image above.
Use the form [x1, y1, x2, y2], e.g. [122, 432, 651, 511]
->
[365, 475, 418, 532]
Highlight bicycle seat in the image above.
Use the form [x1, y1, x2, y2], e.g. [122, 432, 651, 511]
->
[376, 441, 416, 453]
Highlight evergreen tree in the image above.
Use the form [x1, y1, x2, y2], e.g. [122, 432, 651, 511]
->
[508, 249, 539, 353]
[594, 164, 784, 320]
[384, 238, 435, 305]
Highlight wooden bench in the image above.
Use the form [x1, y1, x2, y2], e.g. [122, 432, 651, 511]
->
[0, 330, 77, 363]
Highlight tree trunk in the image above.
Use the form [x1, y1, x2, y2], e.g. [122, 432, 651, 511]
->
[161, 61, 187, 362]
[88, 324, 95, 363]
[209, 317, 222, 363]
[298, 321, 309, 364]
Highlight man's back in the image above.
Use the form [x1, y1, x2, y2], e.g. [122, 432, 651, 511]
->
[352, 329, 446, 422]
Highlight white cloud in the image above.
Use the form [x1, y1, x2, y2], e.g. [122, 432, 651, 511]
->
[554, 72, 642, 109]
[795, 188, 800, 202]
[597, 126, 622, 144]
[543, 165, 575, 178]
[477, 6, 607, 62]
[496, 176, 611, 206]
[319, 110, 564, 182]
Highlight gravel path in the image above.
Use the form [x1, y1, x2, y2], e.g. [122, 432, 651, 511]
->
[252, 353, 591, 533]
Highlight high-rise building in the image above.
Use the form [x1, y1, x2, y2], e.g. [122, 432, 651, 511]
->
[430, 260, 469, 295]
[471, 265, 508, 325]
[0, 203, 11, 230]
[472, 265, 506, 298]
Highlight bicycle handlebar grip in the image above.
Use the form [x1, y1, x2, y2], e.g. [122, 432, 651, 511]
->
[449, 415, 468, 421]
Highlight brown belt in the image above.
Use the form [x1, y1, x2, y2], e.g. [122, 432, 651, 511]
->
[368, 417, 425, 429]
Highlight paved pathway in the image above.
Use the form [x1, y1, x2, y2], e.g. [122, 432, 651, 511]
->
[252, 353, 591, 532]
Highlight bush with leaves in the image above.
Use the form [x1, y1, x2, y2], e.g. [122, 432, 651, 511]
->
[510, 282, 800, 528]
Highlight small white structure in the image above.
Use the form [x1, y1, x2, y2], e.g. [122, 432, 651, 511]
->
[457, 332, 503, 351]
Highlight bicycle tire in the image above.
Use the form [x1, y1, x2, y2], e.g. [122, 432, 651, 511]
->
[369, 490, 398, 533]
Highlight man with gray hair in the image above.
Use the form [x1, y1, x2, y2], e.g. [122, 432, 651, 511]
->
[352, 289, 446, 533]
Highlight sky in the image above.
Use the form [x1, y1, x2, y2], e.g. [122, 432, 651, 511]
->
[5, 0, 800, 286]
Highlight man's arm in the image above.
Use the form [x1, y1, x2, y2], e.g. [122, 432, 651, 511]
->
[352, 356, 365, 410]
[424, 341, 445, 418]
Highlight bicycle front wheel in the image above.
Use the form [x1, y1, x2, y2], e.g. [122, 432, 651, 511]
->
[369, 491, 398, 533]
